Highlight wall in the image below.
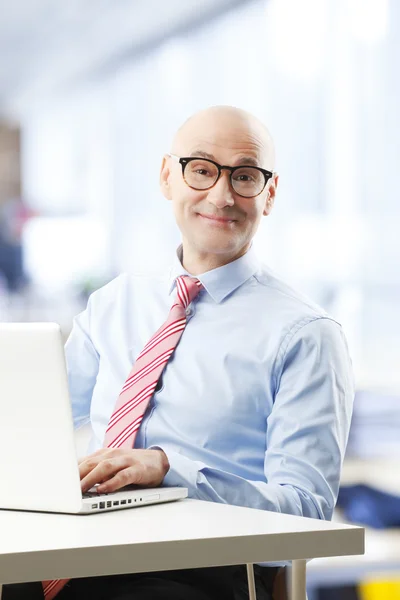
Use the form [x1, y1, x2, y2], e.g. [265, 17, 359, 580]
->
[19, 0, 400, 389]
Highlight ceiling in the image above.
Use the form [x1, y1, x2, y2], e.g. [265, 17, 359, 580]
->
[0, 0, 249, 120]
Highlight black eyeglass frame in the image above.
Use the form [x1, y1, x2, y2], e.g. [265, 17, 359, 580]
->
[169, 154, 274, 198]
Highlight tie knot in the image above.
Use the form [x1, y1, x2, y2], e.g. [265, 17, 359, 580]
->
[175, 275, 203, 309]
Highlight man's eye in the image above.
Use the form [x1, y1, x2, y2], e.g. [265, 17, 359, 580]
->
[195, 169, 210, 176]
[237, 174, 252, 182]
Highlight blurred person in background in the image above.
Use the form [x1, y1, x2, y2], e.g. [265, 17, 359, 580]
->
[3, 106, 354, 600]
[0, 197, 32, 294]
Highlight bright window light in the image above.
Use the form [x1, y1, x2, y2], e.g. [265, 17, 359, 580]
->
[347, 0, 388, 43]
[266, 0, 328, 81]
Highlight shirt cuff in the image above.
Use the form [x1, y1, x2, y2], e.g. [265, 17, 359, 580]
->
[148, 445, 200, 489]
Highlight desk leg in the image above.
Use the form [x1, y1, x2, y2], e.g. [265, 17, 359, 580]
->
[290, 560, 308, 600]
[0, 583, 2, 599]
[246, 564, 257, 600]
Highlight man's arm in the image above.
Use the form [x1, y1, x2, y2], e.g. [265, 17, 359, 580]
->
[152, 317, 354, 520]
[65, 295, 100, 430]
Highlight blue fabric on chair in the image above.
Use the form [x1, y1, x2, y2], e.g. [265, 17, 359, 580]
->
[337, 484, 400, 529]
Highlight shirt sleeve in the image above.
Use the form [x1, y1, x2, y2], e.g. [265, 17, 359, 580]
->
[151, 317, 354, 521]
[65, 295, 100, 430]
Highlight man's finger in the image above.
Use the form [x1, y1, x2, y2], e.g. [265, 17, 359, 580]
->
[80, 463, 114, 493]
[96, 466, 141, 493]
[78, 448, 108, 467]
[80, 457, 128, 492]
[78, 456, 103, 480]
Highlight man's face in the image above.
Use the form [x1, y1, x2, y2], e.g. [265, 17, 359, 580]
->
[160, 111, 278, 264]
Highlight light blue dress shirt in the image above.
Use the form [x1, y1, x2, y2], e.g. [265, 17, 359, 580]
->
[66, 245, 354, 524]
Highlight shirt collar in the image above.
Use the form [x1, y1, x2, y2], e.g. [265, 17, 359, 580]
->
[167, 244, 261, 304]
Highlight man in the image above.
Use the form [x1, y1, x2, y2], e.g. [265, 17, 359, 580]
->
[4, 106, 354, 599]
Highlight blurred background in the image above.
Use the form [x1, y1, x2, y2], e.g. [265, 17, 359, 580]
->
[0, 0, 399, 598]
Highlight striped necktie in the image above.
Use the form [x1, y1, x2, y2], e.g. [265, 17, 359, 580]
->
[42, 275, 203, 599]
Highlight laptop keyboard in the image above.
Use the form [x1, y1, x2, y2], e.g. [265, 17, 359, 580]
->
[82, 485, 109, 499]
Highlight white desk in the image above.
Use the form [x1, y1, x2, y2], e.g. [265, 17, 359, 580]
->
[0, 498, 364, 600]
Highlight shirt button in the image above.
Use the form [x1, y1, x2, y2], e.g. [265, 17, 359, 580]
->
[185, 307, 191, 316]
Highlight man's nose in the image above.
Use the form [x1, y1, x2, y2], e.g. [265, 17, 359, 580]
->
[206, 171, 235, 208]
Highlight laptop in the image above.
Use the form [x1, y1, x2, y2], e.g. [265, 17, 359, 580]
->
[0, 322, 188, 514]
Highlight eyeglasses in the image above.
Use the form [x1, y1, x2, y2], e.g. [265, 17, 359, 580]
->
[169, 154, 273, 198]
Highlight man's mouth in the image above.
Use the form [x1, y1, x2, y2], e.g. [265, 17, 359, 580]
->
[197, 213, 237, 224]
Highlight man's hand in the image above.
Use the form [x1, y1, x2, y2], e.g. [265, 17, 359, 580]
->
[79, 448, 170, 494]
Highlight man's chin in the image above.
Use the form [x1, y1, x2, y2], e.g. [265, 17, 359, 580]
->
[194, 237, 242, 257]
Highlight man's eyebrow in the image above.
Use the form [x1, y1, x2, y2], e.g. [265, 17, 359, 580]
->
[189, 150, 215, 160]
[232, 156, 260, 167]
[189, 150, 261, 167]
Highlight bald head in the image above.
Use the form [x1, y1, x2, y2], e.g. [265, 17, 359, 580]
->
[171, 105, 275, 170]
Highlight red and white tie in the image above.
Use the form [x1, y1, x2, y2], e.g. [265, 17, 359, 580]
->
[42, 275, 203, 599]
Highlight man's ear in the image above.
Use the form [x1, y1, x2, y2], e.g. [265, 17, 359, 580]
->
[160, 155, 172, 201]
[263, 173, 279, 216]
